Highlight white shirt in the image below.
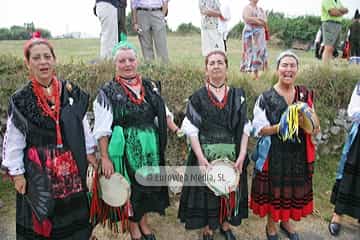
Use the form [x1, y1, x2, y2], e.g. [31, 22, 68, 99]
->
[218, 0, 231, 40]
[348, 84, 360, 118]
[181, 91, 251, 138]
[252, 95, 271, 137]
[93, 93, 174, 140]
[2, 115, 96, 176]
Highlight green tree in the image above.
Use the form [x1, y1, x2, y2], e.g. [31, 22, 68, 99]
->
[36, 28, 52, 39]
[10, 26, 29, 40]
[0, 24, 51, 40]
[228, 22, 244, 39]
[0, 28, 11, 40]
[176, 23, 200, 34]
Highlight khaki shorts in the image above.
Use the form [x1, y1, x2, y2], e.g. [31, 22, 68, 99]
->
[322, 21, 342, 47]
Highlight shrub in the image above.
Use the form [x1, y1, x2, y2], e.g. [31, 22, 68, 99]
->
[1, 54, 359, 123]
[228, 22, 244, 39]
[229, 11, 352, 48]
[176, 23, 201, 35]
[0, 25, 52, 40]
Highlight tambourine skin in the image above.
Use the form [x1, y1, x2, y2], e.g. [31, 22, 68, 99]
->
[299, 107, 320, 134]
[99, 173, 131, 207]
[86, 165, 95, 191]
[205, 158, 240, 196]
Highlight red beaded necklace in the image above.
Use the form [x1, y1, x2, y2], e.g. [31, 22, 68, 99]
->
[116, 75, 145, 105]
[206, 81, 228, 109]
[31, 76, 63, 147]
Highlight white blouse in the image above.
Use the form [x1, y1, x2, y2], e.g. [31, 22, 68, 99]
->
[348, 85, 360, 118]
[92, 94, 174, 141]
[2, 115, 96, 176]
[181, 116, 252, 138]
[181, 91, 252, 138]
[252, 95, 271, 137]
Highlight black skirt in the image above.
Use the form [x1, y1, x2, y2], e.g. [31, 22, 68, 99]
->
[16, 191, 92, 240]
[178, 152, 249, 230]
[129, 185, 169, 222]
[331, 128, 360, 219]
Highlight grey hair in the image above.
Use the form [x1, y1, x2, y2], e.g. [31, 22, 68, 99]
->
[276, 50, 299, 69]
[112, 47, 137, 62]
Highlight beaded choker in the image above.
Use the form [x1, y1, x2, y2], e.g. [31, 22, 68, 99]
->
[38, 78, 54, 94]
[118, 75, 140, 87]
[207, 81, 225, 89]
[207, 80, 226, 93]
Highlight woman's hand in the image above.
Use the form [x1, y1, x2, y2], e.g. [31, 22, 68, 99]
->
[87, 153, 98, 169]
[175, 128, 185, 138]
[234, 153, 246, 174]
[13, 174, 26, 194]
[198, 157, 210, 173]
[101, 157, 114, 179]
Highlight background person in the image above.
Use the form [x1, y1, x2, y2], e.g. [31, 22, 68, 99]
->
[218, 0, 231, 52]
[321, 0, 348, 63]
[178, 50, 250, 240]
[95, 0, 120, 59]
[250, 51, 318, 240]
[314, 27, 339, 60]
[1, 33, 97, 239]
[349, 9, 360, 64]
[199, 0, 225, 56]
[240, 0, 268, 80]
[118, 0, 128, 41]
[131, 0, 169, 63]
[328, 81, 360, 236]
[93, 41, 169, 240]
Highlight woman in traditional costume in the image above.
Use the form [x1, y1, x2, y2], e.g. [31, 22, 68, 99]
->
[250, 51, 317, 240]
[92, 41, 169, 240]
[240, 0, 268, 80]
[178, 50, 250, 240]
[328, 82, 360, 236]
[1, 32, 97, 239]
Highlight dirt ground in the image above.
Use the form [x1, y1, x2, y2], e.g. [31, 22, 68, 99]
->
[1, 193, 359, 240]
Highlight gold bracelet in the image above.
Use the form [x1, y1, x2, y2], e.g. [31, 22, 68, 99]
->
[275, 124, 280, 133]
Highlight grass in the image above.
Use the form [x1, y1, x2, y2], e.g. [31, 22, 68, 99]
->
[0, 35, 318, 68]
[0, 35, 359, 224]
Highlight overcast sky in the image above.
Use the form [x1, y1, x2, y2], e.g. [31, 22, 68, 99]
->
[2, 0, 359, 37]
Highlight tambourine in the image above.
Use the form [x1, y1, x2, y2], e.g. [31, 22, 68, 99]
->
[99, 173, 131, 207]
[86, 165, 95, 191]
[205, 158, 240, 196]
[298, 103, 320, 134]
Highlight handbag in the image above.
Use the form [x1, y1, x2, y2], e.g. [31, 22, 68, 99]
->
[264, 24, 270, 41]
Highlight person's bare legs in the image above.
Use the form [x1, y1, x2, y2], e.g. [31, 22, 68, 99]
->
[280, 220, 296, 233]
[202, 225, 214, 236]
[322, 45, 334, 63]
[331, 212, 342, 224]
[253, 71, 259, 80]
[221, 221, 231, 231]
[266, 214, 277, 235]
[129, 220, 142, 239]
[139, 214, 152, 235]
